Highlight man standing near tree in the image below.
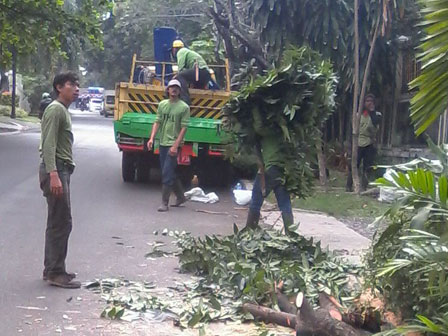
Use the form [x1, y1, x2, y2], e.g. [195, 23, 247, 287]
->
[244, 108, 295, 235]
[346, 93, 382, 191]
[39, 72, 80, 288]
[147, 79, 189, 212]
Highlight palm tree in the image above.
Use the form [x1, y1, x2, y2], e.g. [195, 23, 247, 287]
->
[410, 0, 448, 135]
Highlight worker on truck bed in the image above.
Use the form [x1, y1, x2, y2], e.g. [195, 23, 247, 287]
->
[171, 40, 211, 105]
[147, 79, 189, 212]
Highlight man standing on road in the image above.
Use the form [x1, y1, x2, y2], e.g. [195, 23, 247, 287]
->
[39, 72, 80, 288]
[147, 79, 190, 212]
[171, 40, 211, 105]
[346, 93, 382, 191]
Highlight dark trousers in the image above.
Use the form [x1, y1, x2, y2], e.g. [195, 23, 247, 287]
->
[39, 161, 74, 277]
[346, 144, 376, 191]
[159, 146, 178, 186]
[250, 166, 292, 214]
[177, 68, 211, 105]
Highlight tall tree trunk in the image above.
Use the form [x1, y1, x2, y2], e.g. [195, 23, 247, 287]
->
[389, 49, 403, 147]
[11, 47, 17, 119]
[316, 136, 328, 191]
[339, 107, 344, 146]
[351, 0, 361, 194]
[352, 11, 381, 194]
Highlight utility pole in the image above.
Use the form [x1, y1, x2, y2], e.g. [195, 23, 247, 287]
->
[11, 46, 17, 119]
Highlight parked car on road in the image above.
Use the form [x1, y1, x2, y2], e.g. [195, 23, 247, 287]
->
[104, 92, 115, 117]
[89, 98, 104, 114]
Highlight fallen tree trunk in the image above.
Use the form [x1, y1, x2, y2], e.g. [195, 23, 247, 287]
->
[297, 294, 369, 336]
[275, 286, 298, 315]
[242, 303, 299, 329]
[243, 301, 371, 336]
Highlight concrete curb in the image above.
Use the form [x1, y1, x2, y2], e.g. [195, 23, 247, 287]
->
[0, 117, 39, 134]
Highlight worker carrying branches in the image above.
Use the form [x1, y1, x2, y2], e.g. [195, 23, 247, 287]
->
[171, 40, 211, 105]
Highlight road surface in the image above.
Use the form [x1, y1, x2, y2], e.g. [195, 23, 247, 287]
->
[0, 111, 243, 335]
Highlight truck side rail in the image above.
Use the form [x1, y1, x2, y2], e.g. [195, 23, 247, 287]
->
[129, 54, 231, 92]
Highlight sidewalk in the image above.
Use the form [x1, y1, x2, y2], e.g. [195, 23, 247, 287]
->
[262, 207, 371, 264]
[0, 116, 39, 134]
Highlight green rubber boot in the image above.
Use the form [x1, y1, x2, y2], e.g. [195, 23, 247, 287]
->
[244, 209, 261, 230]
[158, 185, 171, 212]
[282, 212, 295, 235]
[171, 179, 187, 207]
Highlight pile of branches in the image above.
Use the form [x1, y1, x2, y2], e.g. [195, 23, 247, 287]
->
[177, 227, 388, 335]
[177, 226, 357, 312]
[223, 46, 337, 197]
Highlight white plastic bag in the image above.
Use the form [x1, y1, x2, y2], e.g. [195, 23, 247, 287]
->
[184, 187, 219, 204]
[233, 189, 252, 206]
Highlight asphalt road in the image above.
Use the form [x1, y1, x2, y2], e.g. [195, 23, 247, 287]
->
[0, 111, 244, 335]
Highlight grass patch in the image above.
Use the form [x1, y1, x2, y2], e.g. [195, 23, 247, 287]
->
[291, 190, 388, 219]
[268, 169, 388, 219]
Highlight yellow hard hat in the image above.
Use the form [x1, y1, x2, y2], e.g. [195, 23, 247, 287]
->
[172, 40, 184, 48]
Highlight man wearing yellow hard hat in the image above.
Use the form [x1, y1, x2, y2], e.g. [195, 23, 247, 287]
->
[171, 39, 211, 105]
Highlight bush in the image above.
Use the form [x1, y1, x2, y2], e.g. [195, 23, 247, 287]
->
[22, 75, 52, 114]
[0, 94, 19, 107]
[0, 105, 28, 118]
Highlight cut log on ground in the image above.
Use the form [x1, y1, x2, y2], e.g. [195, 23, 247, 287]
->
[297, 294, 369, 336]
[242, 302, 371, 336]
[242, 303, 299, 329]
[275, 286, 297, 315]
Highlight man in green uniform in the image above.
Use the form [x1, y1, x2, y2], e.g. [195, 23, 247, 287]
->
[147, 79, 190, 212]
[39, 72, 80, 288]
[171, 40, 211, 105]
[346, 93, 382, 191]
[245, 108, 294, 235]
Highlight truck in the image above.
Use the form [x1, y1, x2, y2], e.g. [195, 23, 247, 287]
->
[103, 90, 115, 117]
[113, 27, 233, 186]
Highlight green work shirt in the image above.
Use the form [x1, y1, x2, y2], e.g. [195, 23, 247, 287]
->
[176, 48, 209, 72]
[253, 107, 283, 170]
[358, 112, 378, 148]
[155, 99, 190, 147]
[40, 100, 74, 173]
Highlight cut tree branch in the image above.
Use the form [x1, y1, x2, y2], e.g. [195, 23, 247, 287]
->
[207, 6, 270, 70]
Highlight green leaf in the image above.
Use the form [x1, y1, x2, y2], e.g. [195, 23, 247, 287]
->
[416, 315, 442, 332]
[439, 175, 448, 206]
[209, 296, 221, 311]
[188, 310, 203, 327]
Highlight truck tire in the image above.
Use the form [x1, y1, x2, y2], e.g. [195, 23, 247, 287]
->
[122, 152, 136, 182]
[198, 157, 232, 188]
[136, 155, 150, 183]
[178, 165, 193, 189]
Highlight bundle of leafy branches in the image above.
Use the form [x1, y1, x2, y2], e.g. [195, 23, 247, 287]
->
[177, 227, 358, 312]
[223, 46, 337, 197]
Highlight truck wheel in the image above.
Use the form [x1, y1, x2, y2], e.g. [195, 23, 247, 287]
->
[178, 165, 193, 189]
[198, 158, 232, 188]
[136, 156, 150, 183]
[122, 152, 136, 182]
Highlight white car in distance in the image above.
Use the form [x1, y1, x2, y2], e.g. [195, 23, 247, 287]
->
[89, 98, 104, 114]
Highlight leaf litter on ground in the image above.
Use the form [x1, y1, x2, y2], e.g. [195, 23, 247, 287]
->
[87, 226, 360, 332]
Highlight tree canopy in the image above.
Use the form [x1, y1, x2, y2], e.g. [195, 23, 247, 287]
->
[0, 0, 106, 66]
